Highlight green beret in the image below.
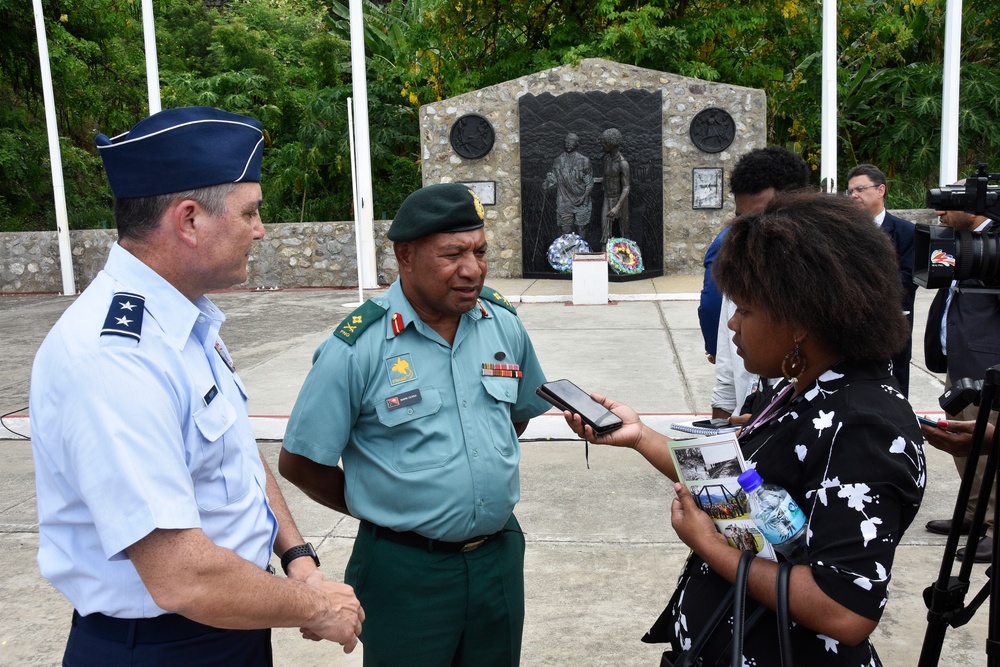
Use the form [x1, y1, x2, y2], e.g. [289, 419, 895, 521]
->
[387, 183, 486, 242]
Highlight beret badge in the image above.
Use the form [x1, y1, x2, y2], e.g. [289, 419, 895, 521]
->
[470, 190, 485, 220]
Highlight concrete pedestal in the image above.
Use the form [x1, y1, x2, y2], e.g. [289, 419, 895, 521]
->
[572, 252, 608, 305]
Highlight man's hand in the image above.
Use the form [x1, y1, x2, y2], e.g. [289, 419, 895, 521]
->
[300, 571, 365, 652]
[730, 413, 751, 426]
[284, 554, 320, 582]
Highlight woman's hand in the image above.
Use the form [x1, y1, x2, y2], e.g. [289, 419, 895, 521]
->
[670, 482, 728, 555]
[921, 419, 994, 457]
[561, 392, 643, 449]
[563, 393, 680, 480]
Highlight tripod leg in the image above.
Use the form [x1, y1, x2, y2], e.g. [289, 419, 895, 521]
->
[918, 374, 998, 667]
[990, 424, 1000, 667]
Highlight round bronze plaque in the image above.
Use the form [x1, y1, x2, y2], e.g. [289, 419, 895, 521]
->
[450, 114, 495, 159]
[689, 108, 736, 154]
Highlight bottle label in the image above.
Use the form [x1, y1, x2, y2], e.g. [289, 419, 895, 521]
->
[755, 495, 806, 545]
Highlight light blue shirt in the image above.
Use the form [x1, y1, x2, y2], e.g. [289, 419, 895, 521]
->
[30, 244, 276, 618]
[283, 280, 549, 542]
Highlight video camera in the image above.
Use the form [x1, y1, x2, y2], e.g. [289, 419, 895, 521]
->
[937, 377, 1000, 414]
[913, 163, 1000, 289]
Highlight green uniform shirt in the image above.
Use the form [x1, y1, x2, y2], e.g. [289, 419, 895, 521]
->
[283, 280, 549, 541]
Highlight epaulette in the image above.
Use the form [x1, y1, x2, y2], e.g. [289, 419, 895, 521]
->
[101, 292, 145, 341]
[479, 286, 517, 315]
[333, 299, 388, 345]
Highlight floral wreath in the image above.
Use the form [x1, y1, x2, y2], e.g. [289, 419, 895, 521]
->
[607, 237, 643, 275]
[547, 233, 592, 273]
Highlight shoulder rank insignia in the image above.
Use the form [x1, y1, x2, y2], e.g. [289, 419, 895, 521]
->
[334, 299, 388, 345]
[101, 292, 145, 341]
[479, 286, 516, 315]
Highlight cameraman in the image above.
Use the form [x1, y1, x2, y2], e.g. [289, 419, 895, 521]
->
[921, 192, 999, 562]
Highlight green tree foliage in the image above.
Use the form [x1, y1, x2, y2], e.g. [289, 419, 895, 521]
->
[3, 0, 419, 231]
[3, 0, 999, 231]
[0, 0, 147, 231]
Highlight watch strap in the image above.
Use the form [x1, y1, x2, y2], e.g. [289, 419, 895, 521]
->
[280, 543, 319, 575]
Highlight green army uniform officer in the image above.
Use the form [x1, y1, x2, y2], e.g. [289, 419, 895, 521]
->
[279, 183, 550, 666]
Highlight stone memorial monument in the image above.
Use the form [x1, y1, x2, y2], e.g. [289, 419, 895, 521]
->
[518, 89, 662, 278]
[419, 58, 767, 281]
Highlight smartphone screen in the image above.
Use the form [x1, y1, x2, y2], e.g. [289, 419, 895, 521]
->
[537, 379, 623, 433]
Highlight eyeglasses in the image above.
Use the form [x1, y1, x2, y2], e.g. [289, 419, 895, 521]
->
[844, 184, 878, 196]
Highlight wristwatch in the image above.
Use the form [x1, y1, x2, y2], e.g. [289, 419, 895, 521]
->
[280, 543, 320, 575]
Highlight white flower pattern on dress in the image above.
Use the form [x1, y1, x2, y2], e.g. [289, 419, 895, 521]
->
[669, 360, 925, 667]
[813, 410, 834, 435]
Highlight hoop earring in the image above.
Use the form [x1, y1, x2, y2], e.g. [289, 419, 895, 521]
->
[782, 342, 807, 384]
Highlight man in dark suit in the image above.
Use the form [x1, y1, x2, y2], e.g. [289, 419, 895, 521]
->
[921, 199, 999, 562]
[846, 164, 917, 396]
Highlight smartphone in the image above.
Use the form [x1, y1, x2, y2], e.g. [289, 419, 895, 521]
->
[691, 418, 732, 429]
[917, 415, 943, 429]
[536, 379, 624, 435]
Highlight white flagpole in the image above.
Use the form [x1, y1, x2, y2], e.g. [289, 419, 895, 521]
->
[349, 0, 378, 288]
[141, 0, 161, 114]
[343, 98, 365, 309]
[32, 0, 75, 296]
[939, 0, 962, 186]
[820, 0, 838, 193]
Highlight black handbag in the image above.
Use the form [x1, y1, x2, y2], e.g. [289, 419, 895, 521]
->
[646, 551, 795, 667]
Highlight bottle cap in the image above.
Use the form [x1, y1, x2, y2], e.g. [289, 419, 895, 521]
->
[737, 469, 763, 493]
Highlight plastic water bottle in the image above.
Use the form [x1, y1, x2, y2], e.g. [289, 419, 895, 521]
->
[737, 469, 807, 561]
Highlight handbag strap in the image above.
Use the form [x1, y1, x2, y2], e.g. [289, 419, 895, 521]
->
[730, 550, 755, 667]
[669, 583, 737, 667]
[776, 561, 794, 667]
[657, 551, 760, 667]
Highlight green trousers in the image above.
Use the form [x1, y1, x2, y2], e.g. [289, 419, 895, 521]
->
[345, 514, 525, 666]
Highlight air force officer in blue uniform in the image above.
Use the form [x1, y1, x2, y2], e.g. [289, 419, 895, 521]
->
[30, 107, 363, 666]
[280, 184, 550, 666]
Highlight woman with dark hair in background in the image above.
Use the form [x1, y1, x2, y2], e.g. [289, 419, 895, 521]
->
[565, 192, 925, 665]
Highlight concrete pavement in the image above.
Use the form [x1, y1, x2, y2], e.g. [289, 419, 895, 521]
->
[0, 276, 992, 666]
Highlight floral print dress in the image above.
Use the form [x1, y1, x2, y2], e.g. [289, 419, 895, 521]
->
[664, 359, 926, 666]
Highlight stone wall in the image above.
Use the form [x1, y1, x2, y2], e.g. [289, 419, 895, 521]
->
[420, 58, 768, 276]
[0, 221, 396, 294]
[0, 209, 941, 294]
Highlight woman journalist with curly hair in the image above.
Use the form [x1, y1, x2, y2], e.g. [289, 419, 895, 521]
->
[566, 192, 926, 666]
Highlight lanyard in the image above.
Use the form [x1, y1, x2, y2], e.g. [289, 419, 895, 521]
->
[737, 383, 794, 444]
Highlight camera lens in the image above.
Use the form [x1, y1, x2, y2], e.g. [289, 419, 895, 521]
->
[954, 229, 1000, 283]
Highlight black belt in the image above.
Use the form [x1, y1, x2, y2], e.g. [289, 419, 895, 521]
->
[72, 610, 219, 644]
[362, 519, 505, 553]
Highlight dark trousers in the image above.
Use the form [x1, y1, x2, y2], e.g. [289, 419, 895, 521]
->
[64, 611, 272, 666]
[346, 514, 526, 667]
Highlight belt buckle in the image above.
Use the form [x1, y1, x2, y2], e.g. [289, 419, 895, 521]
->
[460, 537, 487, 553]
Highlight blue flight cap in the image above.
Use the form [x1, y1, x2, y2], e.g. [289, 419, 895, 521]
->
[95, 106, 265, 199]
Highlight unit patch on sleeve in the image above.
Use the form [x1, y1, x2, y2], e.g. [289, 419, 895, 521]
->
[334, 299, 388, 345]
[101, 292, 146, 341]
